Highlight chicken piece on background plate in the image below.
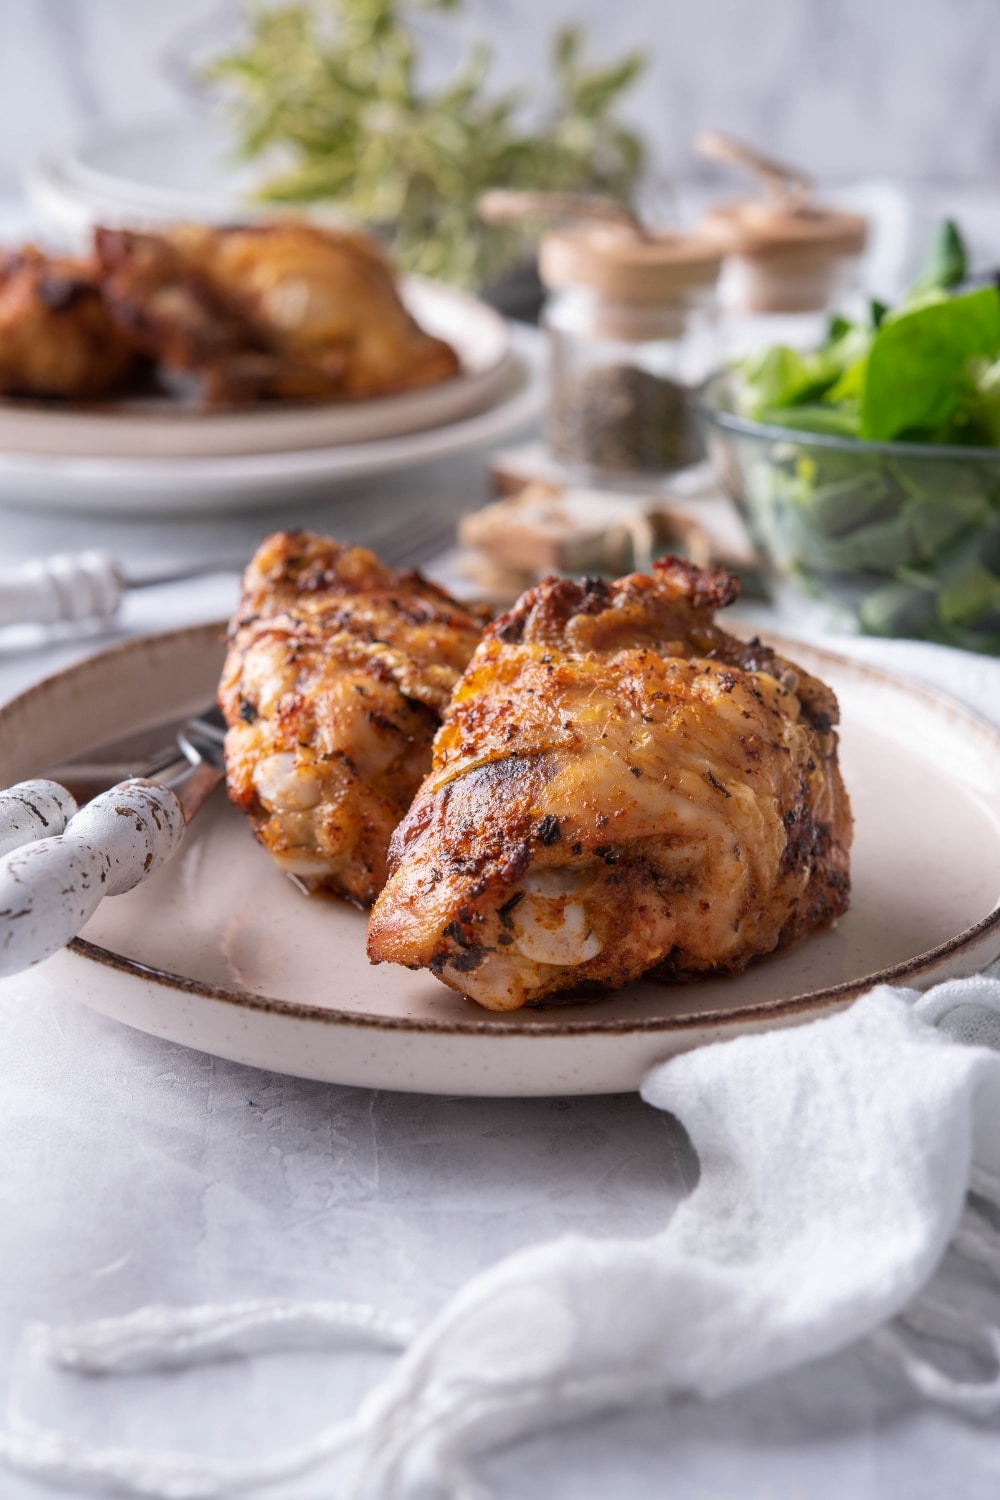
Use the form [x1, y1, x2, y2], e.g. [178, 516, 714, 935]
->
[367, 558, 853, 1011]
[94, 228, 257, 393]
[220, 532, 484, 907]
[95, 221, 460, 404]
[0, 245, 140, 400]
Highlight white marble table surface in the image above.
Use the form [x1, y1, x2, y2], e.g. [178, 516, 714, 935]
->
[1, 181, 999, 1490]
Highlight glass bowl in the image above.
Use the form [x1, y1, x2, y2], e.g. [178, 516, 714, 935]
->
[699, 370, 1000, 653]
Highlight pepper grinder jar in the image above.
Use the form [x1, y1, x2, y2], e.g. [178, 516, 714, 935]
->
[696, 134, 868, 354]
[700, 200, 868, 353]
[539, 225, 723, 487]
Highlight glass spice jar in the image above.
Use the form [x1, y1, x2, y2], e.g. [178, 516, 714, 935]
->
[699, 201, 868, 356]
[539, 225, 723, 486]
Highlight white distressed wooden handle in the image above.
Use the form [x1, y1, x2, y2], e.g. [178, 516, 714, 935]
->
[0, 779, 186, 977]
[0, 551, 123, 629]
[0, 780, 78, 858]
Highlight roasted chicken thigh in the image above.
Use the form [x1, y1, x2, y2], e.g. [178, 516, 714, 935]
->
[0, 246, 139, 399]
[220, 532, 483, 906]
[367, 559, 852, 1009]
[96, 221, 460, 404]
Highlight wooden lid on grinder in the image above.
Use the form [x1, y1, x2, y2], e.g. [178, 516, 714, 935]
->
[696, 133, 868, 312]
[539, 225, 722, 305]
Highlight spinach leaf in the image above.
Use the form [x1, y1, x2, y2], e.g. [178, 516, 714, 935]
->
[937, 564, 1000, 625]
[908, 491, 991, 552]
[859, 287, 1000, 441]
[906, 219, 968, 299]
[754, 404, 860, 437]
[964, 356, 1000, 445]
[736, 347, 838, 417]
[736, 322, 871, 422]
[858, 578, 935, 638]
[805, 473, 901, 537]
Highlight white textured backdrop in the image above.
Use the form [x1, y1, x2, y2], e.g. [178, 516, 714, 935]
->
[2, 0, 1000, 192]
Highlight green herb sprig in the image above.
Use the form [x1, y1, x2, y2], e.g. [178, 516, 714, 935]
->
[207, 0, 647, 287]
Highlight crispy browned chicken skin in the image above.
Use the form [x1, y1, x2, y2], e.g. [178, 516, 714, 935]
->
[0, 246, 139, 399]
[219, 532, 484, 906]
[367, 559, 852, 1010]
[96, 221, 460, 405]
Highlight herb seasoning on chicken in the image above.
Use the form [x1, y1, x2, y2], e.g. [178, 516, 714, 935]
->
[220, 532, 484, 906]
[367, 558, 852, 1009]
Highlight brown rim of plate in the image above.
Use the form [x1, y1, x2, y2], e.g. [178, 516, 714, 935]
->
[6, 620, 1000, 1039]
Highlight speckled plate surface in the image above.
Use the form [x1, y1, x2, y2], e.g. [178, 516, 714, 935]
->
[6, 622, 1000, 1095]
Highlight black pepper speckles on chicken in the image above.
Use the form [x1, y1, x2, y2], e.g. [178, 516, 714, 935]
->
[367, 557, 853, 1011]
[219, 531, 484, 906]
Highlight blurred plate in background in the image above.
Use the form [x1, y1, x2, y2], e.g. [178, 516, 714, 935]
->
[0, 325, 543, 516]
[27, 119, 261, 242]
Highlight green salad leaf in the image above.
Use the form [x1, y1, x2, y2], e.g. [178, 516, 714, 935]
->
[860, 286, 1000, 440]
[937, 564, 1000, 626]
[736, 347, 837, 414]
[906, 218, 968, 298]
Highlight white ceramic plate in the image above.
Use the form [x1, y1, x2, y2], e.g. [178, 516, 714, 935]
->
[28, 121, 289, 243]
[0, 279, 512, 460]
[0, 327, 542, 515]
[6, 623, 1000, 1097]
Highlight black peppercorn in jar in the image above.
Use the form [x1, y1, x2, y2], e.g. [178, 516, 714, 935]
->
[539, 225, 722, 485]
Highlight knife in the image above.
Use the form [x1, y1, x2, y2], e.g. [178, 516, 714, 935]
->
[0, 705, 226, 978]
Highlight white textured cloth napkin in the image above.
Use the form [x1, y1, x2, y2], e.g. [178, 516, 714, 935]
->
[4, 975, 1000, 1499]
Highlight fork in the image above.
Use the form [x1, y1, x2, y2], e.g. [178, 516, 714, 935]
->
[363, 510, 459, 571]
[0, 551, 244, 632]
[0, 513, 459, 633]
[0, 707, 227, 978]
